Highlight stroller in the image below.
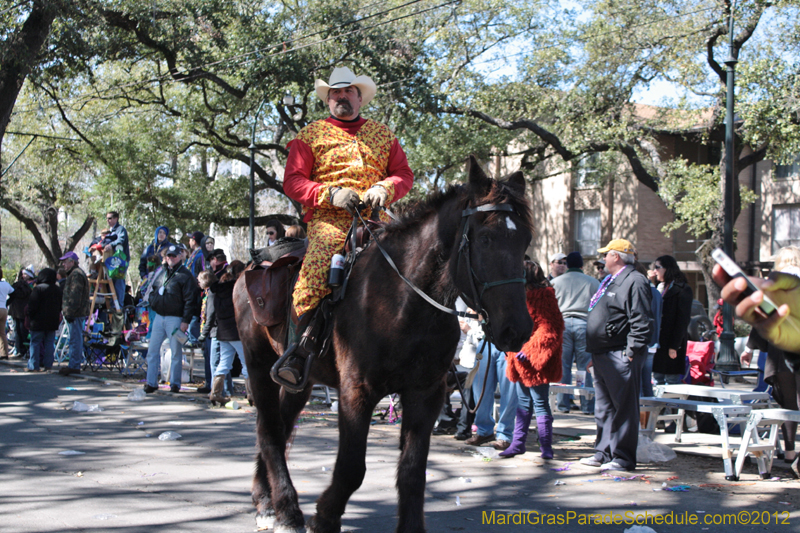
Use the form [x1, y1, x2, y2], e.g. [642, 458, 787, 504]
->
[83, 305, 137, 372]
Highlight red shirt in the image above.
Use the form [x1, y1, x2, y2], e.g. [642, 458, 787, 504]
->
[284, 116, 414, 221]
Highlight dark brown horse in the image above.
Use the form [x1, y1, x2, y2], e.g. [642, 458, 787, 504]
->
[234, 156, 533, 533]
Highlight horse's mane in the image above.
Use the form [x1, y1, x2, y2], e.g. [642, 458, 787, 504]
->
[383, 178, 533, 237]
[382, 183, 461, 236]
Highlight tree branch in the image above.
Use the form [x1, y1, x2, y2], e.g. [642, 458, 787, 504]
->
[0, 196, 57, 266]
[0, 0, 57, 157]
[65, 215, 96, 252]
[100, 9, 247, 99]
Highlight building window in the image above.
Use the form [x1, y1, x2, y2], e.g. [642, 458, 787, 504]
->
[773, 205, 800, 254]
[575, 154, 600, 188]
[575, 209, 601, 257]
[775, 155, 800, 180]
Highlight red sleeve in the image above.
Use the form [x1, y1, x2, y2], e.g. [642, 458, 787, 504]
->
[283, 139, 322, 208]
[383, 139, 414, 202]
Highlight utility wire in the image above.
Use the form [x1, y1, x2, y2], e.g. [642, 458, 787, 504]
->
[13, 0, 458, 112]
[468, 4, 718, 69]
[13, 2, 722, 114]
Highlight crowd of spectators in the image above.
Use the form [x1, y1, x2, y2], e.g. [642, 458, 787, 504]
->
[8, 210, 796, 475]
[439, 239, 790, 474]
[3, 211, 297, 403]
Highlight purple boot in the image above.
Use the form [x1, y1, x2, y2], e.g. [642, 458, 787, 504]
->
[498, 407, 533, 458]
[537, 414, 554, 459]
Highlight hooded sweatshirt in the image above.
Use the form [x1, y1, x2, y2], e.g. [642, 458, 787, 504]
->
[26, 268, 63, 331]
[139, 225, 172, 278]
[199, 235, 214, 261]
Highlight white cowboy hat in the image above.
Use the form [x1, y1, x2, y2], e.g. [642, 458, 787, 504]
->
[315, 67, 377, 107]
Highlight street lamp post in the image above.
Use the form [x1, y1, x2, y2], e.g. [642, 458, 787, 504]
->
[717, 2, 739, 372]
[249, 99, 268, 251]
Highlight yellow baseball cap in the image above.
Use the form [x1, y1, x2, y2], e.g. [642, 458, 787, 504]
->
[597, 238, 636, 255]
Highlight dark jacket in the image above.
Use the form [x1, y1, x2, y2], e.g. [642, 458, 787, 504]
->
[107, 222, 130, 261]
[7, 278, 32, 320]
[199, 235, 214, 261]
[653, 280, 693, 375]
[138, 225, 172, 278]
[147, 263, 198, 323]
[62, 266, 91, 320]
[210, 280, 239, 342]
[200, 290, 218, 339]
[586, 266, 653, 358]
[26, 269, 63, 332]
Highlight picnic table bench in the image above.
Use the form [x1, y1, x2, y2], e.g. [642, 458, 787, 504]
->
[656, 384, 771, 406]
[640, 396, 751, 480]
[733, 408, 800, 481]
[548, 384, 595, 413]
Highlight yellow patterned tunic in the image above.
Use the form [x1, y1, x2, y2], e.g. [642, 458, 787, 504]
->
[284, 116, 414, 316]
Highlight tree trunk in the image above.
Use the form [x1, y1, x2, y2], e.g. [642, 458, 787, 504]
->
[0, 1, 57, 159]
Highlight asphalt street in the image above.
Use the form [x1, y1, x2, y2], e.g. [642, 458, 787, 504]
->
[2, 363, 800, 533]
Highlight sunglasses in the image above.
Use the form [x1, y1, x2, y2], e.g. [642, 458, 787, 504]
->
[267, 231, 276, 236]
[653, 264, 664, 270]
[553, 260, 566, 265]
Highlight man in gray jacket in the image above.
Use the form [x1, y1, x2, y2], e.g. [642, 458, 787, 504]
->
[580, 239, 653, 472]
[552, 252, 600, 414]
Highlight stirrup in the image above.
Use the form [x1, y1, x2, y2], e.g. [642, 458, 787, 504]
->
[270, 344, 315, 394]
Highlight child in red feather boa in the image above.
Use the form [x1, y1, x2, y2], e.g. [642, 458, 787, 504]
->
[499, 260, 564, 459]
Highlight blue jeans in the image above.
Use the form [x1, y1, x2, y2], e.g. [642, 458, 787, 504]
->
[215, 340, 249, 379]
[187, 315, 201, 343]
[209, 338, 233, 395]
[67, 318, 86, 370]
[145, 314, 184, 388]
[202, 336, 212, 385]
[641, 350, 655, 397]
[558, 317, 594, 413]
[28, 330, 56, 370]
[516, 382, 551, 417]
[472, 342, 518, 441]
[653, 372, 683, 386]
[113, 278, 126, 309]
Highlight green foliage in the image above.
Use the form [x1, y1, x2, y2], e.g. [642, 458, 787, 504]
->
[738, 57, 800, 162]
[658, 160, 721, 238]
[657, 158, 757, 238]
[4, 0, 800, 267]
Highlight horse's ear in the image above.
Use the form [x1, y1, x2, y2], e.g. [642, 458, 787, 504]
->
[501, 171, 526, 197]
[467, 155, 491, 195]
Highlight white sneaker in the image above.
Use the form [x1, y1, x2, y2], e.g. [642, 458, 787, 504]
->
[600, 460, 627, 471]
[579, 456, 602, 467]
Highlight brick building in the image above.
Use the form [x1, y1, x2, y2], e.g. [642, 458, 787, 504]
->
[488, 105, 800, 313]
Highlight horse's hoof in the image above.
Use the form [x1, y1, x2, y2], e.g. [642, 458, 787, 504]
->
[256, 511, 275, 530]
[305, 515, 341, 533]
[274, 527, 305, 533]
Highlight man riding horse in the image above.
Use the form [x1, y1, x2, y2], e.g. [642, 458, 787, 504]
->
[277, 67, 415, 387]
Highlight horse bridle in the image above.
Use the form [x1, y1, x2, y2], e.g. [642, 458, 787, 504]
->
[353, 200, 526, 414]
[455, 203, 526, 342]
[354, 201, 525, 337]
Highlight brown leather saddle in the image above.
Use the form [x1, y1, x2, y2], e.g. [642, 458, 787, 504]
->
[244, 244, 307, 327]
[243, 216, 385, 328]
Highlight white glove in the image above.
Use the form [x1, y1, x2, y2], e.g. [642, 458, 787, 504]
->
[363, 185, 388, 209]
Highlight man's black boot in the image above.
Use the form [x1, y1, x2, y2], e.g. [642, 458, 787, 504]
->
[274, 310, 317, 387]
